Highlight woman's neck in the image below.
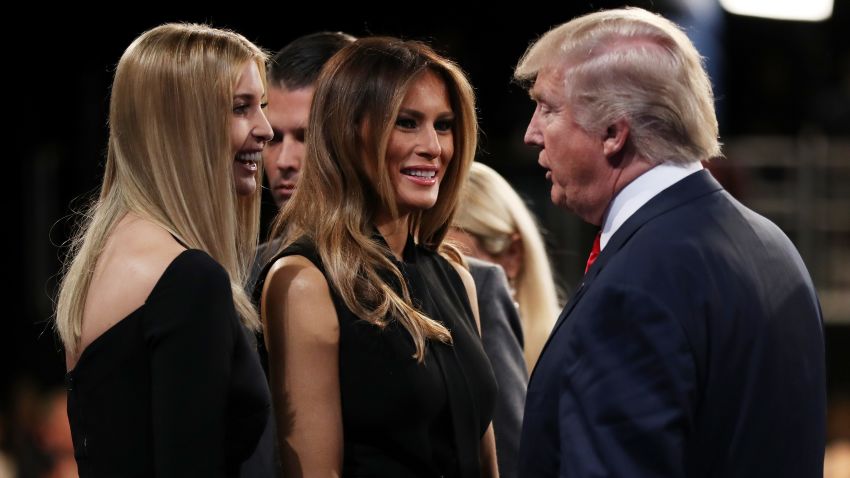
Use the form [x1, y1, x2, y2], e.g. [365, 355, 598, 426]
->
[374, 212, 411, 260]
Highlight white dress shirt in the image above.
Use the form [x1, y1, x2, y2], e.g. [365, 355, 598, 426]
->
[600, 161, 704, 250]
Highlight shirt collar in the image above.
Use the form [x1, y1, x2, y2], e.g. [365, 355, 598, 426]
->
[600, 161, 703, 250]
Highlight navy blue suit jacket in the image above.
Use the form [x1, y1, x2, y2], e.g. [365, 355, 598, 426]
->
[518, 170, 826, 477]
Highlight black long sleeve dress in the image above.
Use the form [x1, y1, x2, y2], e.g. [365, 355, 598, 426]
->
[65, 249, 271, 477]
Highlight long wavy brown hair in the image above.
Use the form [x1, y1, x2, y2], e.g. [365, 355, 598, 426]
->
[269, 37, 478, 361]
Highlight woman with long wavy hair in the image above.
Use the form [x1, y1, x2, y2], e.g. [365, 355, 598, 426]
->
[55, 23, 273, 477]
[256, 37, 498, 477]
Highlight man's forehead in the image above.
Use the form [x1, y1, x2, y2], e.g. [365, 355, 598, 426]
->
[529, 66, 566, 100]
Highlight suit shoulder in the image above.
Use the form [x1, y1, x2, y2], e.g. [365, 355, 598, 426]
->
[465, 256, 506, 286]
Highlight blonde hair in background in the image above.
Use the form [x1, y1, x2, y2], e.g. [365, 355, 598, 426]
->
[269, 37, 478, 362]
[56, 23, 268, 355]
[453, 162, 559, 371]
[515, 7, 721, 165]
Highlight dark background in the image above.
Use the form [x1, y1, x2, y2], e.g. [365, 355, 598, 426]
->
[7, 0, 850, 467]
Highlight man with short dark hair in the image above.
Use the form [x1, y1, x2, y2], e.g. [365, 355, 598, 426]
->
[263, 32, 356, 209]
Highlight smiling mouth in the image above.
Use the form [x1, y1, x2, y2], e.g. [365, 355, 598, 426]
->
[401, 168, 437, 180]
[235, 151, 261, 166]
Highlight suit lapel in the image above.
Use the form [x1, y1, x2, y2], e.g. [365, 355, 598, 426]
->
[530, 170, 724, 379]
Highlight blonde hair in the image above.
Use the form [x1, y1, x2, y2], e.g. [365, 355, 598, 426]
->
[269, 37, 477, 362]
[515, 7, 721, 165]
[453, 162, 559, 370]
[56, 23, 268, 355]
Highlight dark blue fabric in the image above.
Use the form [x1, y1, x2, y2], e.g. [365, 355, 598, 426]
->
[518, 170, 826, 478]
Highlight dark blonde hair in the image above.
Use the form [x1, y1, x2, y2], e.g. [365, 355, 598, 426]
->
[57, 23, 268, 354]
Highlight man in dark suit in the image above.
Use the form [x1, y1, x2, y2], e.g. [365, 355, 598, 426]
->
[513, 7, 826, 477]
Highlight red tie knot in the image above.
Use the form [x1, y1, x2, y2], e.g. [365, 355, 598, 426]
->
[585, 231, 601, 274]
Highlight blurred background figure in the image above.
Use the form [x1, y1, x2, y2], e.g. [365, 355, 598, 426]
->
[449, 162, 561, 371]
[825, 393, 850, 478]
[824, 441, 850, 478]
[2, 383, 76, 478]
[32, 390, 76, 478]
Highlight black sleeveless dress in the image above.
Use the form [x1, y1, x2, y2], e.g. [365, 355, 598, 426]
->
[255, 235, 497, 477]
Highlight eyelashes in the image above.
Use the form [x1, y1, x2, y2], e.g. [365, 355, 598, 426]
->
[395, 116, 455, 132]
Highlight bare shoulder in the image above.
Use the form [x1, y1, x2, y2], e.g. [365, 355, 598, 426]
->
[263, 255, 330, 303]
[261, 255, 338, 343]
[76, 214, 187, 360]
[102, 215, 186, 289]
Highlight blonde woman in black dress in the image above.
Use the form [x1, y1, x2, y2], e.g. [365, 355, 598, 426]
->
[55, 23, 273, 477]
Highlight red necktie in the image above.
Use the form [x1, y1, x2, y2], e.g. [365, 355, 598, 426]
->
[585, 231, 601, 274]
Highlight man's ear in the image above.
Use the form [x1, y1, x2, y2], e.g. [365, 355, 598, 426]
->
[603, 118, 630, 157]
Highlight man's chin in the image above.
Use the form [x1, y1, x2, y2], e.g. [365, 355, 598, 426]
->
[275, 188, 295, 205]
[551, 188, 568, 209]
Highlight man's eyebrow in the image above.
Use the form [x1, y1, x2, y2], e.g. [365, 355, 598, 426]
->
[529, 87, 549, 103]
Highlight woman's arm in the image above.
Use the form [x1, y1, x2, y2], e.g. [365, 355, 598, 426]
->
[262, 255, 343, 477]
[479, 424, 499, 478]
